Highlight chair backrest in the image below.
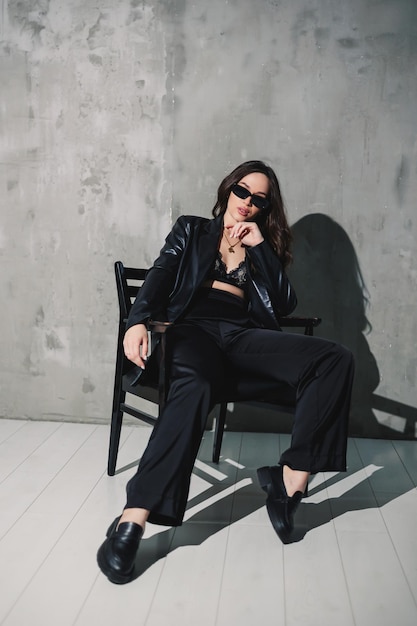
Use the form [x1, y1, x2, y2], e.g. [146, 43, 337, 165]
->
[108, 263, 157, 475]
[115, 261, 147, 323]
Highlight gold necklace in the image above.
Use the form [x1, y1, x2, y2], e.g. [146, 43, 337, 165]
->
[223, 230, 241, 253]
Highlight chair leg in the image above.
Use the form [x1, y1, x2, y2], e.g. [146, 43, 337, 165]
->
[107, 388, 126, 476]
[212, 402, 227, 463]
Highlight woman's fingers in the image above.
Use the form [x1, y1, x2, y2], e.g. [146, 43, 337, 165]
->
[226, 223, 249, 239]
[123, 324, 149, 369]
[226, 223, 264, 246]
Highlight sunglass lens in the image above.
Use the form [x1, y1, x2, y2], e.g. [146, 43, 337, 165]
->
[232, 184, 250, 200]
[252, 196, 269, 210]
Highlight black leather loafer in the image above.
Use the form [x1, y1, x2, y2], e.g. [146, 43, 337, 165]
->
[97, 517, 144, 584]
[257, 465, 304, 544]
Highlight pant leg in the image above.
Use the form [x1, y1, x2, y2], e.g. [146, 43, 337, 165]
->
[125, 322, 226, 526]
[221, 324, 354, 474]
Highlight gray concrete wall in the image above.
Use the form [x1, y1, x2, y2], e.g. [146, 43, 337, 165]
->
[1, 0, 416, 439]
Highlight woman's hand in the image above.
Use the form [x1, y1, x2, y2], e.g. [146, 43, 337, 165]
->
[123, 323, 148, 369]
[226, 222, 264, 247]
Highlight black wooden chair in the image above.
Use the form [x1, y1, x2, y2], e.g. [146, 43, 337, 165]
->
[108, 261, 321, 475]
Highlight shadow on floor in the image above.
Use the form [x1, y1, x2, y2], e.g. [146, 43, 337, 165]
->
[126, 442, 416, 580]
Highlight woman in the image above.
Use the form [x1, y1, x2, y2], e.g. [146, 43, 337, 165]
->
[97, 160, 354, 584]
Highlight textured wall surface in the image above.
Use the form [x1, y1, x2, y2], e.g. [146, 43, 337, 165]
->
[1, 0, 416, 439]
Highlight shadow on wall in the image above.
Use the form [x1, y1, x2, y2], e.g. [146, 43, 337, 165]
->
[288, 213, 416, 440]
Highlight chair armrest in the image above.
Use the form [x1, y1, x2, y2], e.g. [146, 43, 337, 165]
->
[148, 320, 173, 334]
[148, 318, 322, 332]
[278, 316, 322, 328]
[279, 316, 322, 336]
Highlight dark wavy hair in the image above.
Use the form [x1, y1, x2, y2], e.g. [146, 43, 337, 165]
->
[212, 160, 293, 266]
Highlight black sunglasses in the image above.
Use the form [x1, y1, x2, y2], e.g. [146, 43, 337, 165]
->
[231, 183, 270, 211]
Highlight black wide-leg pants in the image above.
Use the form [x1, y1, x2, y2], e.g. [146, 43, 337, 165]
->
[125, 292, 354, 527]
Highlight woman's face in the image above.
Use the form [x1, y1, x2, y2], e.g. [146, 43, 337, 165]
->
[224, 172, 270, 223]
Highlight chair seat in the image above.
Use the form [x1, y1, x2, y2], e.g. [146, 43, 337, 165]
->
[122, 375, 159, 403]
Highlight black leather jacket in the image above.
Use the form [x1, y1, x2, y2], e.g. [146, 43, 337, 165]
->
[126, 214, 297, 331]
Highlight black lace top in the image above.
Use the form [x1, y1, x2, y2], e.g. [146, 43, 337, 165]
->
[208, 251, 247, 289]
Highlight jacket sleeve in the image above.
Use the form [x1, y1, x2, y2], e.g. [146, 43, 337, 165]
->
[246, 239, 297, 317]
[125, 217, 189, 329]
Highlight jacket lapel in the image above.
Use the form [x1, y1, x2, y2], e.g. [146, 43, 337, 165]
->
[195, 214, 223, 284]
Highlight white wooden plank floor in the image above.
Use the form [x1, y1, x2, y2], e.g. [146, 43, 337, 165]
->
[0, 418, 416, 626]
